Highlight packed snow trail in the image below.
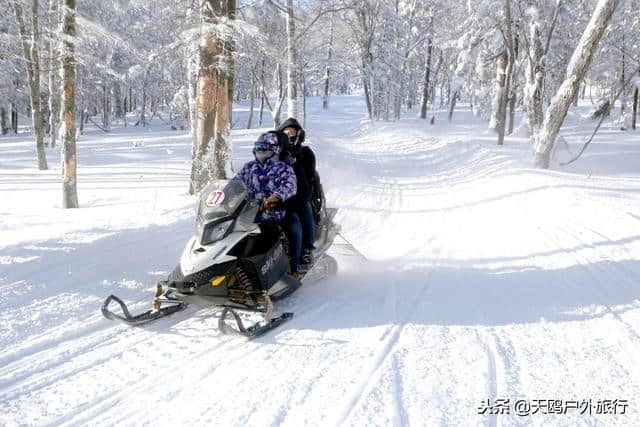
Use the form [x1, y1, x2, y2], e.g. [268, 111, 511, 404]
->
[1, 96, 640, 426]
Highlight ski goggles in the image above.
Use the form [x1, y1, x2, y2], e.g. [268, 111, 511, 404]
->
[254, 133, 278, 151]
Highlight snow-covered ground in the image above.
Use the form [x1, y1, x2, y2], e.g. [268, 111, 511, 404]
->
[1, 96, 640, 426]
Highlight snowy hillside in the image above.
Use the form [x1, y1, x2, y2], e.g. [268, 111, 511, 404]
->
[2, 96, 640, 426]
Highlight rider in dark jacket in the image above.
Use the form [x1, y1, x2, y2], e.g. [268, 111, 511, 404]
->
[277, 118, 320, 267]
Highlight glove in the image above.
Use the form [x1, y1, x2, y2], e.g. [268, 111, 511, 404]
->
[261, 194, 281, 213]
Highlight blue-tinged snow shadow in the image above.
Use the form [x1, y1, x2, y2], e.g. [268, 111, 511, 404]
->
[0, 217, 193, 365]
[268, 255, 640, 333]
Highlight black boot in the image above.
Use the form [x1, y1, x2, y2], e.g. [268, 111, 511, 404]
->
[301, 248, 313, 267]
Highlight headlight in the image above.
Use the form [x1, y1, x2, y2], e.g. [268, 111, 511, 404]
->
[201, 219, 233, 245]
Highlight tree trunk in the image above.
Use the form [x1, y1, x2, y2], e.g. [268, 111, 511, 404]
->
[362, 66, 373, 119]
[272, 63, 285, 128]
[137, 68, 150, 127]
[507, 33, 519, 135]
[190, 28, 217, 193]
[619, 33, 626, 126]
[212, 0, 235, 180]
[448, 90, 458, 122]
[490, 50, 508, 143]
[1, 107, 8, 134]
[48, 0, 59, 148]
[492, 0, 514, 145]
[632, 85, 638, 130]
[247, 68, 255, 129]
[190, 0, 237, 194]
[419, 34, 433, 119]
[285, 0, 299, 119]
[140, 87, 147, 125]
[13, 0, 48, 169]
[432, 52, 443, 107]
[258, 59, 265, 125]
[110, 50, 124, 120]
[102, 82, 110, 130]
[225, 1, 235, 130]
[187, 41, 199, 136]
[322, 19, 334, 109]
[11, 104, 18, 133]
[60, 0, 78, 208]
[214, 72, 231, 180]
[42, 86, 51, 140]
[113, 82, 123, 119]
[78, 79, 84, 134]
[534, 0, 619, 168]
[525, 17, 544, 136]
[302, 71, 307, 126]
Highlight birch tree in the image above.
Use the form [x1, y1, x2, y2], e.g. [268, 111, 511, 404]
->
[322, 19, 334, 109]
[12, 0, 48, 170]
[214, 0, 235, 180]
[190, 0, 235, 194]
[633, 72, 639, 129]
[488, 0, 514, 145]
[47, 0, 60, 148]
[285, 0, 299, 119]
[524, 14, 544, 136]
[60, 0, 78, 208]
[534, 0, 619, 168]
[418, 21, 433, 120]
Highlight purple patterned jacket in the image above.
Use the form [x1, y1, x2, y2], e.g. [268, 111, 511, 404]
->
[233, 156, 297, 222]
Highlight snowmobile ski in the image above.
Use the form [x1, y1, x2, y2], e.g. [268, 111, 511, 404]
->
[101, 293, 187, 326]
[218, 307, 294, 339]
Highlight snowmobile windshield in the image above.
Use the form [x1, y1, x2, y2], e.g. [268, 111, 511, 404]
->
[197, 180, 247, 223]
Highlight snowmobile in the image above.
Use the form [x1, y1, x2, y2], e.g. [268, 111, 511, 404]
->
[102, 179, 339, 339]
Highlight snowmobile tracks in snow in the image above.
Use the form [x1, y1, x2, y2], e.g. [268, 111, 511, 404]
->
[53, 324, 257, 426]
[545, 220, 640, 350]
[58, 284, 337, 426]
[331, 274, 434, 426]
[20, 266, 337, 424]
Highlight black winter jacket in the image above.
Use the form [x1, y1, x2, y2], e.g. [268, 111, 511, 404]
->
[268, 129, 312, 211]
[277, 118, 318, 203]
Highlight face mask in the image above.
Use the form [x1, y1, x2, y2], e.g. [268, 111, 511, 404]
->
[255, 150, 273, 164]
[284, 129, 297, 144]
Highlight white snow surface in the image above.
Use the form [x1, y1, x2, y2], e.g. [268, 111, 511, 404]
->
[1, 96, 640, 426]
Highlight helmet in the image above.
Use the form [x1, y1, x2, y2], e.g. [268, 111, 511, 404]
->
[253, 132, 280, 163]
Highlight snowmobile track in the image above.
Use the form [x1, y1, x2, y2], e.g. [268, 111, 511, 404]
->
[54, 272, 338, 425]
[331, 274, 433, 426]
[56, 333, 246, 426]
[535, 220, 640, 368]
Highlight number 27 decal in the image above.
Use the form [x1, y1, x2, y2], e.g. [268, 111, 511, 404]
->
[206, 190, 225, 206]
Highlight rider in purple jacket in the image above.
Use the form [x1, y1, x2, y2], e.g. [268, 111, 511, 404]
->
[234, 132, 303, 277]
[234, 132, 296, 222]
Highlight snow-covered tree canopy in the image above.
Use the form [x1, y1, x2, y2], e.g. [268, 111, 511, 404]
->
[2, 0, 639, 163]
